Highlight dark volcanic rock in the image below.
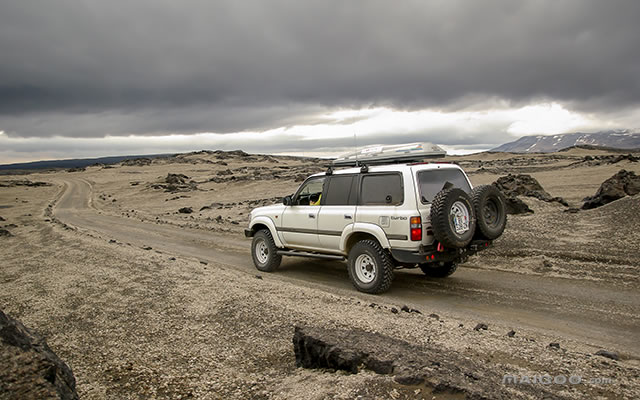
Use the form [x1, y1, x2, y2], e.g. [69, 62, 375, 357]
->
[178, 207, 193, 214]
[493, 174, 568, 208]
[150, 173, 197, 193]
[0, 216, 5, 221]
[582, 170, 640, 209]
[0, 228, 13, 237]
[609, 154, 639, 164]
[121, 157, 152, 166]
[594, 350, 620, 361]
[0, 180, 52, 188]
[474, 323, 489, 331]
[292, 325, 547, 398]
[293, 326, 394, 375]
[165, 173, 190, 184]
[0, 310, 78, 399]
[66, 167, 85, 173]
[503, 196, 534, 215]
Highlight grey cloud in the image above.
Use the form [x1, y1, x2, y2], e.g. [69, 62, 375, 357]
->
[1, 0, 639, 138]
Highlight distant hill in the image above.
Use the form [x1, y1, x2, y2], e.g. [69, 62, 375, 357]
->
[491, 130, 640, 153]
[0, 154, 173, 171]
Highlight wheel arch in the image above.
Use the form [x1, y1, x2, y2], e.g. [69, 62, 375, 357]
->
[248, 217, 284, 248]
[341, 223, 391, 254]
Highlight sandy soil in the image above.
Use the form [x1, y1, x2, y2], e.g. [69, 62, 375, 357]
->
[1, 149, 639, 399]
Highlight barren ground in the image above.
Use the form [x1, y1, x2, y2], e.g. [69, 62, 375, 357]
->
[1, 148, 639, 399]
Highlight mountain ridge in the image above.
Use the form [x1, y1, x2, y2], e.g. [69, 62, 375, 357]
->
[491, 130, 640, 153]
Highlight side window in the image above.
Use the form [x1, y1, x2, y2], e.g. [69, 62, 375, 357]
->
[294, 177, 325, 206]
[360, 174, 404, 205]
[324, 175, 356, 206]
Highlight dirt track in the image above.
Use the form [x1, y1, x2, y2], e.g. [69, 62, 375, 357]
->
[55, 178, 640, 357]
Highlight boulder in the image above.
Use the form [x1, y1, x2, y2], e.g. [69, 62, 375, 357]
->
[503, 196, 534, 215]
[293, 326, 394, 374]
[0, 228, 13, 237]
[493, 174, 568, 207]
[0, 310, 78, 399]
[165, 173, 190, 185]
[582, 170, 640, 209]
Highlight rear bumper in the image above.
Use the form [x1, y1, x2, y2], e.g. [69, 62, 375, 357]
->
[390, 240, 492, 264]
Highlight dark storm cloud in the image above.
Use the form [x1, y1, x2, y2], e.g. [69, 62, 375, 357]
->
[0, 0, 639, 138]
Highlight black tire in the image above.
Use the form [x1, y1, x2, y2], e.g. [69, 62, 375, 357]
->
[347, 239, 394, 294]
[419, 262, 458, 278]
[430, 188, 476, 248]
[471, 185, 507, 240]
[251, 229, 282, 272]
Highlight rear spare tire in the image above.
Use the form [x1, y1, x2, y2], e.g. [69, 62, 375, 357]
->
[471, 185, 507, 240]
[430, 188, 476, 248]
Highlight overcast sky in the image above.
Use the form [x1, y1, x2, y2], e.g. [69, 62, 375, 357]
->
[1, 0, 639, 163]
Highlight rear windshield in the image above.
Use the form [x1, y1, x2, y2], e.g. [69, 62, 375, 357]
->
[417, 169, 471, 203]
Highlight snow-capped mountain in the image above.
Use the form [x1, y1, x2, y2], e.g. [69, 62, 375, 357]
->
[492, 130, 640, 153]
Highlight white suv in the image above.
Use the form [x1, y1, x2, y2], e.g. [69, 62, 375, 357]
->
[245, 162, 506, 293]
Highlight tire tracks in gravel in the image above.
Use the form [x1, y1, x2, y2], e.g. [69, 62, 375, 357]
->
[52, 178, 640, 358]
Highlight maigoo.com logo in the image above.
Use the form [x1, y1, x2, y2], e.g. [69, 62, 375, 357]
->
[502, 374, 613, 385]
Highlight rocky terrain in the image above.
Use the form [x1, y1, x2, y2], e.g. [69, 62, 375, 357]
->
[1, 147, 639, 399]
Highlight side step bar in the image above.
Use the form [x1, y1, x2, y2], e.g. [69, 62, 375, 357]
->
[276, 250, 345, 261]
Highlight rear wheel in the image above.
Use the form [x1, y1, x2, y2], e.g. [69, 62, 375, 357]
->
[419, 262, 458, 278]
[347, 240, 394, 294]
[251, 229, 282, 272]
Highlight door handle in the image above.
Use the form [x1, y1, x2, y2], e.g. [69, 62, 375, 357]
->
[308, 214, 316, 219]
[344, 215, 353, 219]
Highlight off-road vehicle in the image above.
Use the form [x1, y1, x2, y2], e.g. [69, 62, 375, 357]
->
[245, 143, 506, 294]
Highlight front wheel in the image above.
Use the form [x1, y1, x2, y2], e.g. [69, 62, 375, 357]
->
[419, 262, 458, 278]
[347, 240, 394, 294]
[251, 230, 282, 272]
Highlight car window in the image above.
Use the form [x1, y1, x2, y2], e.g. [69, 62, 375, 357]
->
[360, 174, 403, 205]
[295, 177, 325, 205]
[324, 175, 356, 206]
[418, 169, 471, 203]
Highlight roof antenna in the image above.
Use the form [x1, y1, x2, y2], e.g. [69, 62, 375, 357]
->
[353, 130, 359, 167]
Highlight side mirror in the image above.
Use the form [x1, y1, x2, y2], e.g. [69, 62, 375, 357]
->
[283, 195, 293, 206]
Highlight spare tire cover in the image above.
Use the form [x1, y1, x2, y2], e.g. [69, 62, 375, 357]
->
[430, 188, 476, 248]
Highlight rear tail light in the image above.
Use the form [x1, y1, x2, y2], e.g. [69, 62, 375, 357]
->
[410, 216, 422, 241]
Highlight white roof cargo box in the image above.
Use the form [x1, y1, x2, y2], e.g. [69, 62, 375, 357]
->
[332, 142, 446, 166]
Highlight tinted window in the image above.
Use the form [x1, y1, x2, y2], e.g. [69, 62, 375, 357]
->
[295, 177, 325, 205]
[418, 169, 471, 203]
[324, 175, 356, 206]
[360, 174, 403, 205]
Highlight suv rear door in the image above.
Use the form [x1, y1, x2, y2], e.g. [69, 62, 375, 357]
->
[317, 174, 358, 250]
[355, 172, 414, 244]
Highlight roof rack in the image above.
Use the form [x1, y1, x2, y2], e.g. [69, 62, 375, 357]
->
[332, 142, 446, 167]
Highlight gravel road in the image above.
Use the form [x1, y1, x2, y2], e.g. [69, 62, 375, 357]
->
[55, 178, 640, 358]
